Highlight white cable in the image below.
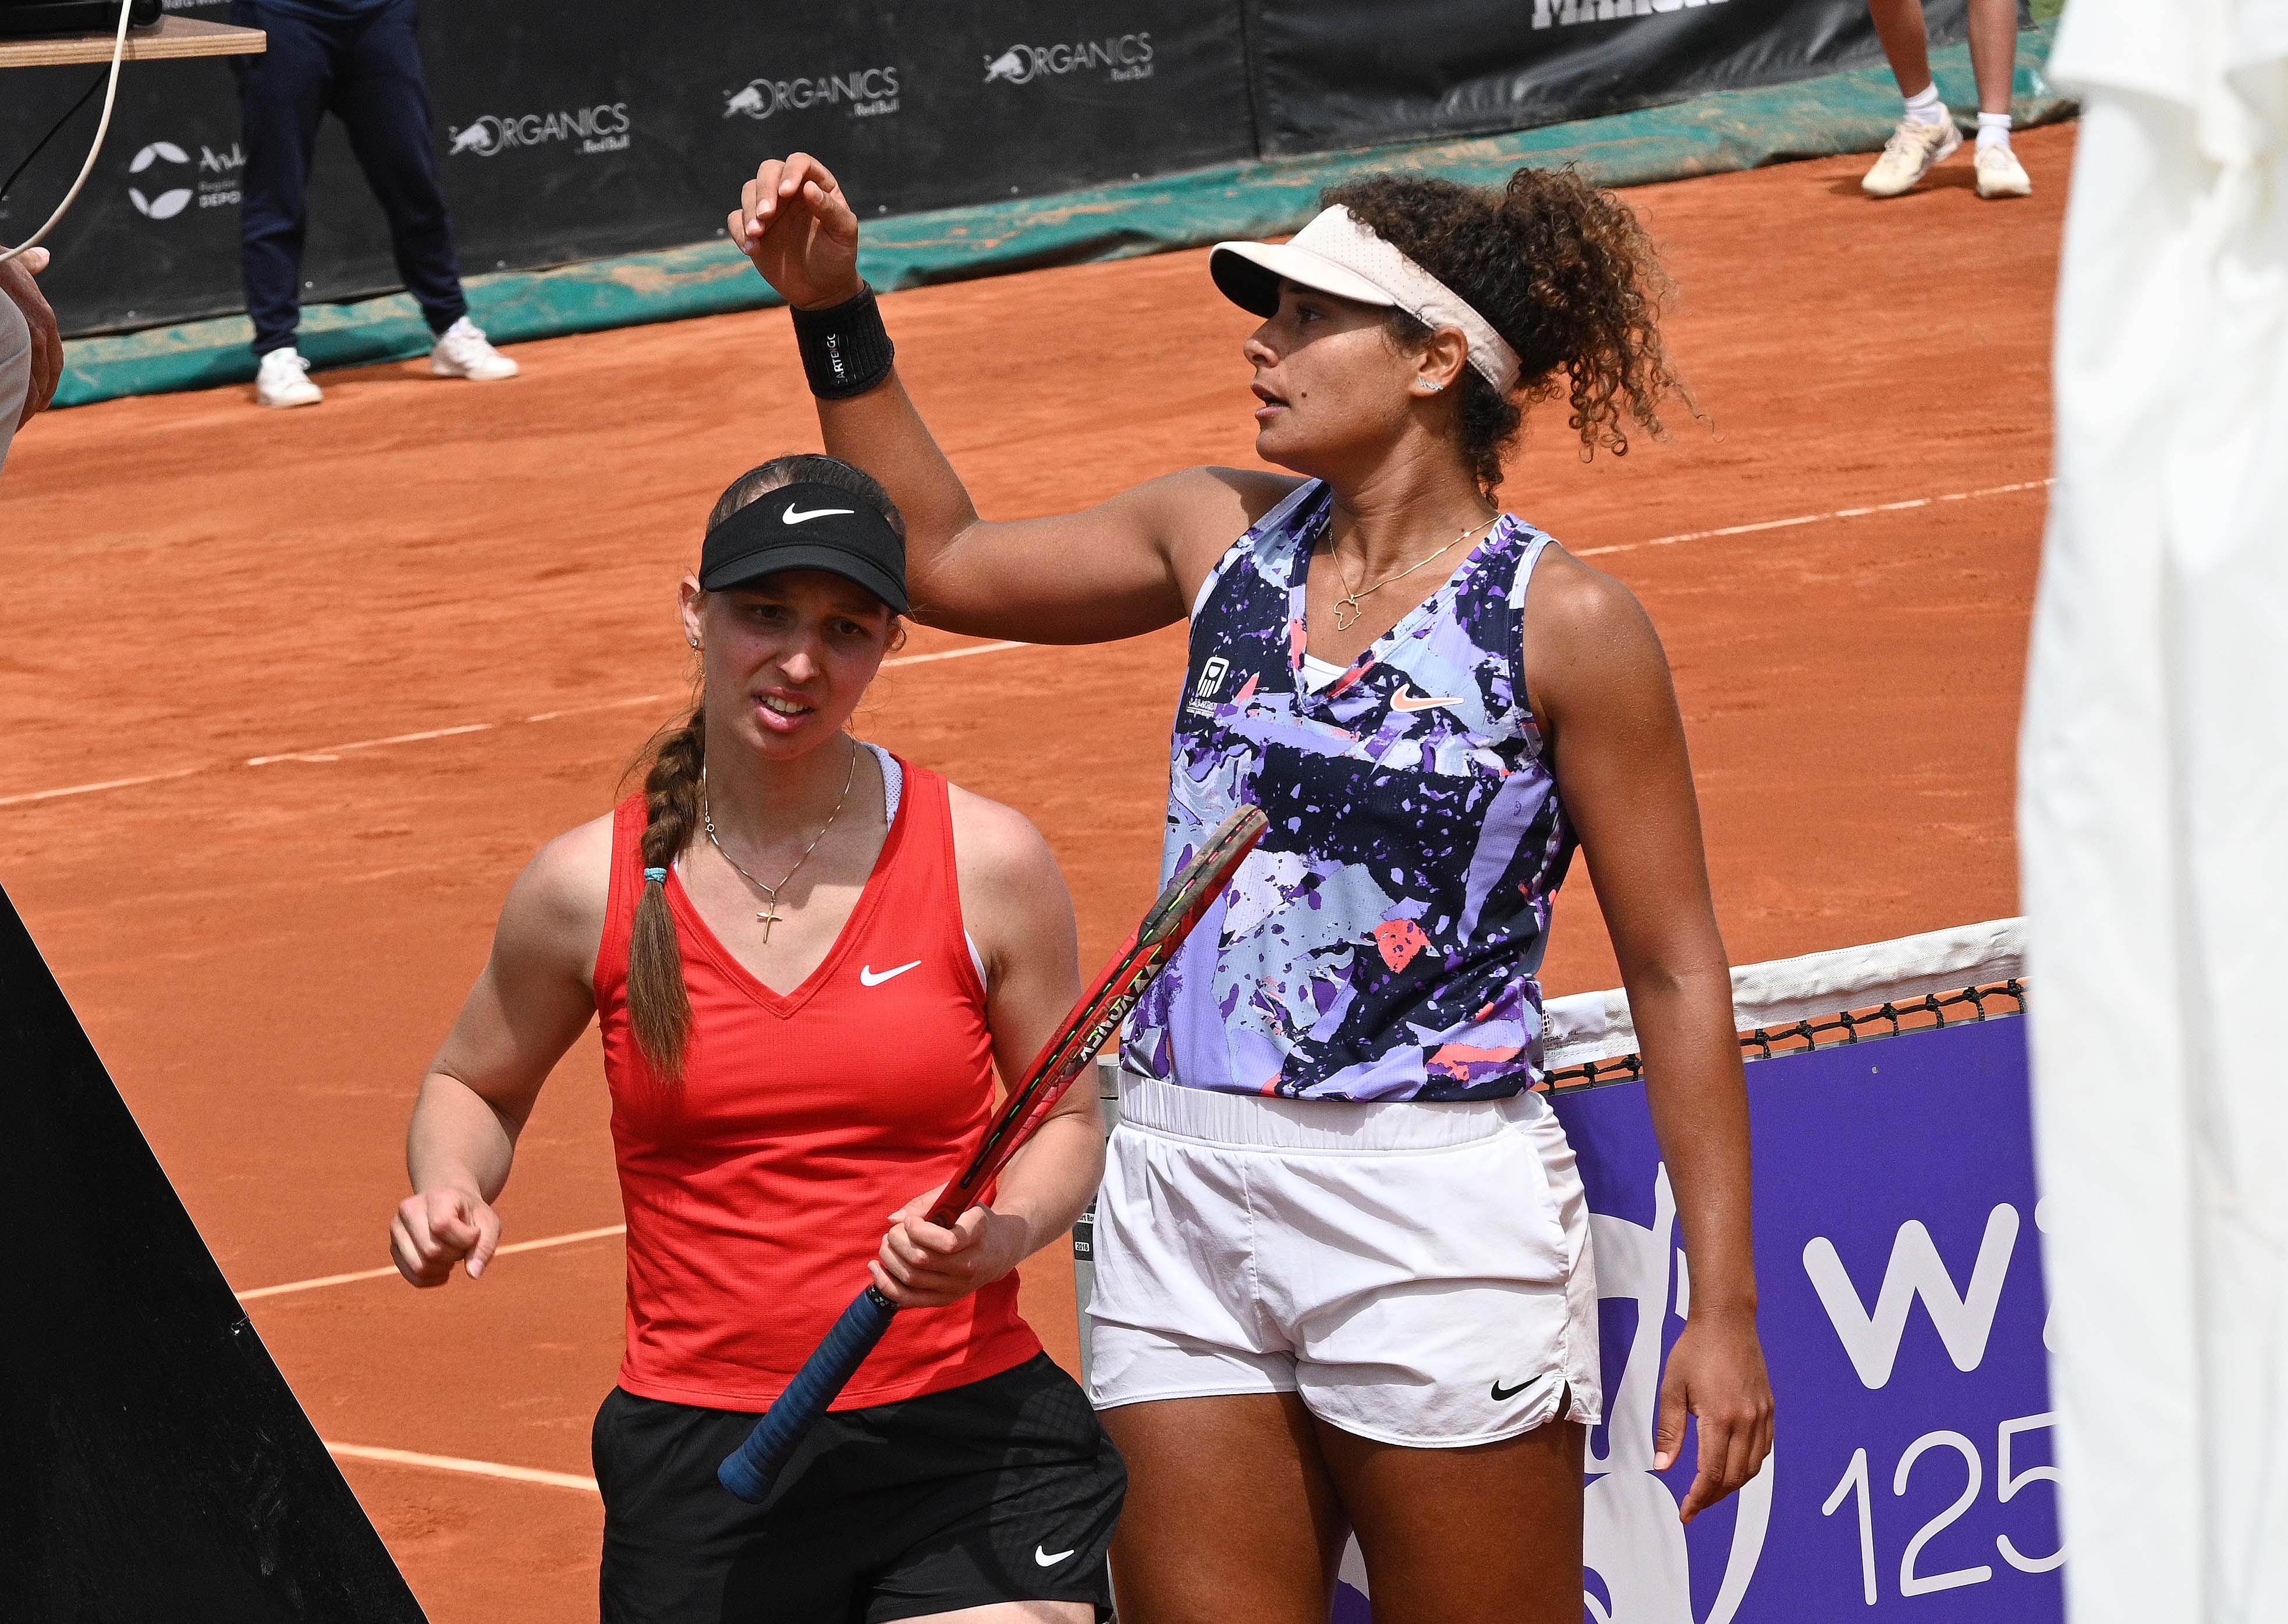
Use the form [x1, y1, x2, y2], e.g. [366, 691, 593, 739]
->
[0, 0, 136, 265]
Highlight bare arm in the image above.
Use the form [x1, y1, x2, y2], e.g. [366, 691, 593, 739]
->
[730, 153, 1292, 643]
[1528, 552, 1774, 1522]
[1, 247, 61, 432]
[871, 788, 1102, 1308]
[391, 820, 608, 1286]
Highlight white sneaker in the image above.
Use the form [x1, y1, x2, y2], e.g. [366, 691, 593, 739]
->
[430, 316, 520, 381]
[256, 347, 322, 409]
[1974, 144, 2032, 199]
[1862, 116, 1962, 197]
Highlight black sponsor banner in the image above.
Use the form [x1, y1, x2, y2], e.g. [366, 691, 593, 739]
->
[1240, 0, 2003, 157]
[1, 0, 2031, 338]
[0, 0, 1252, 336]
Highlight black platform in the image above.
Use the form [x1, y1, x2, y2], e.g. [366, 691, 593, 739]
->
[0, 881, 428, 1622]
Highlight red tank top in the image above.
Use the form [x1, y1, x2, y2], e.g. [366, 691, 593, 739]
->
[593, 760, 1040, 1412]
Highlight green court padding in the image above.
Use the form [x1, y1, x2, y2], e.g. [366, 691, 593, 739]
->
[55, 24, 2069, 410]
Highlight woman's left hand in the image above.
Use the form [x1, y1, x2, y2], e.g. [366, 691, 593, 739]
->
[1654, 1309, 1775, 1523]
[870, 1186, 1030, 1308]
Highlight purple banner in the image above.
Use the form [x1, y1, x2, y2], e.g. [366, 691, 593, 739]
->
[1335, 1015, 2062, 1620]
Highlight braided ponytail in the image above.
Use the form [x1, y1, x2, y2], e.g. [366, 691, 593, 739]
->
[628, 707, 705, 1079]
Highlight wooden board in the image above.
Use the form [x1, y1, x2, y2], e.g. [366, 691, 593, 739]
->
[0, 15, 264, 68]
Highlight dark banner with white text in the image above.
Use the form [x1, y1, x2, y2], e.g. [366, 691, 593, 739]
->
[1240, 0, 1996, 157]
[0, 0, 1253, 336]
[0, 0, 2026, 338]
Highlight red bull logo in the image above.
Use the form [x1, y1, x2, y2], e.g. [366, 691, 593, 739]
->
[722, 69, 900, 122]
[446, 104, 632, 159]
[982, 34, 1154, 86]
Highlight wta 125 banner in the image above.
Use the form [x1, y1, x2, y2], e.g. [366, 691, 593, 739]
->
[1336, 1015, 2063, 1622]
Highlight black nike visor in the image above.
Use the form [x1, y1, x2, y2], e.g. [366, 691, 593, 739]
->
[698, 481, 910, 615]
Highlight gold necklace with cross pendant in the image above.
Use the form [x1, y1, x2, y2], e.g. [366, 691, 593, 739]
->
[697, 743, 859, 943]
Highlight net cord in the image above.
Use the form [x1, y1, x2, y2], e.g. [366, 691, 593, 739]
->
[1541, 916, 2027, 1072]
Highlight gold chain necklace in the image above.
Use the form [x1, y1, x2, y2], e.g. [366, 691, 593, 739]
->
[1325, 513, 1500, 633]
[699, 739, 859, 944]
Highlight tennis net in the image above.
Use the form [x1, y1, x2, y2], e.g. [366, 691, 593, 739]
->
[1541, 917, 2027, 1088]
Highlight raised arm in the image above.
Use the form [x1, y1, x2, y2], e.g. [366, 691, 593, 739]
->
[730, 153, 1291, 643]
[390, 819, 609, 1286]
[1527, 552, 1775, 1523]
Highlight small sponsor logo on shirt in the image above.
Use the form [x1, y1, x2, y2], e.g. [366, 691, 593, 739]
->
[1187, 656, 1234, 719]
[1034, 1544, 1077, 1567]
[859, 960, 921, 987]
[1392, 688, 1466, 713]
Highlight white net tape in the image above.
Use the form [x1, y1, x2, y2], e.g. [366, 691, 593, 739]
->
[1542, 916, 2028, 1072]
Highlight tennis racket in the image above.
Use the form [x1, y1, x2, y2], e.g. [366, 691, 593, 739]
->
[718, 803, 1267, 1504]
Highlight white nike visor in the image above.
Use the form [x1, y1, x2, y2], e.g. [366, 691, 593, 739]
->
[1209, 205, 1523, 393]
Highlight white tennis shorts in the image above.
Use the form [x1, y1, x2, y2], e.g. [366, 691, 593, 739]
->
[1085, 1074, 1601, 1448]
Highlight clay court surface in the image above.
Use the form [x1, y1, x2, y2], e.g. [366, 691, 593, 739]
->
[1, 124, 2069, 1621]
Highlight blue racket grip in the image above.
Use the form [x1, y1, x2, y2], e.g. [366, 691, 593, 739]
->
[718, 1285, 898, 1502]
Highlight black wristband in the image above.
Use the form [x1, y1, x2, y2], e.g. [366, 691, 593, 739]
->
[790, 283, 895, 400]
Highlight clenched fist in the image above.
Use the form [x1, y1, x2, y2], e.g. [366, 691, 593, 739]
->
[868, 1185, 1028, 1310]
[729, 152, 863, 312]
[391, 1186, 502, 1286]
[1, 245, 61, 430]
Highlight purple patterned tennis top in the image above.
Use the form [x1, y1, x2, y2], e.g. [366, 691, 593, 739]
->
[1120, 480, 1576, 1102]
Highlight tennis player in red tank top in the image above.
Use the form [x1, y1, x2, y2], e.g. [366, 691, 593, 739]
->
[387, 455, 1125, 1623]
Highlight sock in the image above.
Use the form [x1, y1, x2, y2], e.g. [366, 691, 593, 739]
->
[1904, 84, 1948, 127]
[1977, 112, 2014, 153]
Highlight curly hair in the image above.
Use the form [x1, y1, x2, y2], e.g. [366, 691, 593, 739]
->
[1321, 165, 1690, 494]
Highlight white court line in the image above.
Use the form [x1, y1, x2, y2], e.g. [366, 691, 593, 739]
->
[0, 642, 1037, 809]
[235, 1222, 628, 1302]
[245, 641, 1028, 768]
[882, 639, 1026, 668]
[0, 766, 201, 809]
[0, 472, 2049, 813]
[249, 721, 496, 767]
[325, 1441, 598, 1494]
[1574, 477, 2052, 559]
[524, 692, 673, 724]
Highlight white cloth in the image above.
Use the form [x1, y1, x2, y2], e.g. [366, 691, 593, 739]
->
[1297, 651, 1345, 693]
[0, 292, 29, 480]
[2020, 5, 2288, 1621]
[1085, 1075, 1601, 1446]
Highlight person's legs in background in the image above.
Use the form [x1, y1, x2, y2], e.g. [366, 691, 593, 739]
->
[336, 0, 517, 381]
[1867, 0, 1938, 102]
[1860, 0, 1961, 197]
[1967, 0, 2032, 197]
[232, 0, 335, 405]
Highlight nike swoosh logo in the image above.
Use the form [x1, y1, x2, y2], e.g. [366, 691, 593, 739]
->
[859, 960, 921, 987]
[1392, 688, 1467, 713]
[1034, 1545, 1076, 1568]
[1491, 1374, 1549, 1402]
[781, 504, 855, 524]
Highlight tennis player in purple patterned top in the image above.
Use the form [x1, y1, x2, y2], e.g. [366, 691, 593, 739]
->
[733, 151, 1773, 1623]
